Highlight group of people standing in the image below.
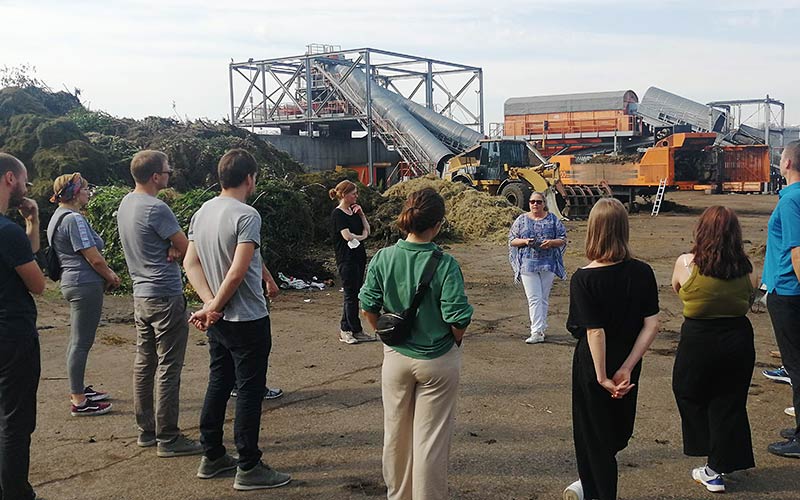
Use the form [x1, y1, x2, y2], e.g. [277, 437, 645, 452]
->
[0, 140, 799, 500]
[507, 142, 800, 500]
[0, 148, 292, 499]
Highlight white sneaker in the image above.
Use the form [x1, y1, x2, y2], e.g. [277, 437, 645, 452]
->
[786, 406, 796, 417]
[339, 330, 358, 344]
[563, 480, 584, 500]
[525, 332, 545, 344]
[692, 466, 725, 492]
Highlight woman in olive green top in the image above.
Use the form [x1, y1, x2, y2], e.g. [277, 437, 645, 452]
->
[671, 206, 758, 494]
[360, 188, 473, 500]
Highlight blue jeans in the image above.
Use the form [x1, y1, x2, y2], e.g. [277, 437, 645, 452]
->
[200, 316, 271, 470]
[0, 335, 40, 500]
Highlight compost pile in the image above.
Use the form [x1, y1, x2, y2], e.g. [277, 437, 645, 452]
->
[0, 85, 316, 290]
[0, 84, 520, 293]
[382, 175, 523, 244]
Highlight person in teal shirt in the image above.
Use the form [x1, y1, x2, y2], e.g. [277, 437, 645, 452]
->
[360, 188, 472, 500]
[764, 140, 800, 459]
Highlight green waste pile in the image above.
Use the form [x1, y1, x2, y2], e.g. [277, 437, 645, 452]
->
[1, 83, 520, 295]
[383, 176, 523, 244]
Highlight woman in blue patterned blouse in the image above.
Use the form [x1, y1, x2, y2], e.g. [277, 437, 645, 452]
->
[508, 191, 567, 344]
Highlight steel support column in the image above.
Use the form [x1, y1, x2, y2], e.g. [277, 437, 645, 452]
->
[305, 60, 313, 137]
[426, 61, 433, 109]
[478, 69, 484, 135]
[364, 50, 374, 186]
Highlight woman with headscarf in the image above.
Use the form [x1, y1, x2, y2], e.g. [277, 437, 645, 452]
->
[47, 173, 120, 416]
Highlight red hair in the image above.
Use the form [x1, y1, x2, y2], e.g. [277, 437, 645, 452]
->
[691, 206, 752, 279]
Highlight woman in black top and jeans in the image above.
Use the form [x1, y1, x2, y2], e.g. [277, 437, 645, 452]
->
[564, 198, 660, 500]
[329, 180, 373, 344]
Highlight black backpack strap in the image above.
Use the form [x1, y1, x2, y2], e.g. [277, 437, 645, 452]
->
[408, 250, 443, 312]
[48, 211, 72, 244]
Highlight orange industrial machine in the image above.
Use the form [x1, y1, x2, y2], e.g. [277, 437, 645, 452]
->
[552, 133, 769, 210]
[504, 90, 643, 157]
[505, 109, 639, 136]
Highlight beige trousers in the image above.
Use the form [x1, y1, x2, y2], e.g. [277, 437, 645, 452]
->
[382, 344, 462, 500]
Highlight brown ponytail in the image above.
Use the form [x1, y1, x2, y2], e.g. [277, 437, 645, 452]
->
[397, 188, 445, 235]
[329, 180, 357, 200]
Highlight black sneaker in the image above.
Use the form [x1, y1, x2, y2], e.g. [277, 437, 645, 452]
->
[264, 388, 284, 400]
[71, 399, 112, 417]
[780, 428, 797, 440]
[768, 438, 800, 458]
[84, 385, 110, 402]
[231, 387, 284, 400]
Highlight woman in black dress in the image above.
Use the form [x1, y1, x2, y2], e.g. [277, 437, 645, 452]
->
[329, 180, 373, 344]
[564, 198, 660, 500]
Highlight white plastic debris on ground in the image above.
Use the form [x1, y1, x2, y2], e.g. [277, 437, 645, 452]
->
[277, 272, 325, 290]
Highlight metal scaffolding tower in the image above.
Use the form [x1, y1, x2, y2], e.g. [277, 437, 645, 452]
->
[708, 95, 786, 162]
[229, 45, 484, 182]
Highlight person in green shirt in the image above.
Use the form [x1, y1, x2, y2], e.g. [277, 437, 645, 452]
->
[360, 188, 473, 500]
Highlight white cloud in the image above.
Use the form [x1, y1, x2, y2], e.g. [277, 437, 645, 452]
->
[1, 0, 798, 126]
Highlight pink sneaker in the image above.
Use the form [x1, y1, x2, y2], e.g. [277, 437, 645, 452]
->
[71, 399, 112, 417]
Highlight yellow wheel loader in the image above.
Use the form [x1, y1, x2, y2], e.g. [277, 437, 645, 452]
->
[444, 139, 610, 219]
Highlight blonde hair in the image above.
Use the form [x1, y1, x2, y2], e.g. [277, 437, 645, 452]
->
[585, 198, 632, 262]
[328, 180, 356, 200]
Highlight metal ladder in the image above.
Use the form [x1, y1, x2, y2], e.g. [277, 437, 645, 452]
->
[651, 178, 667, 217]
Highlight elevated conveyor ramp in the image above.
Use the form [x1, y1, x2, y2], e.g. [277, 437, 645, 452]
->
[317, 61, 483, 175]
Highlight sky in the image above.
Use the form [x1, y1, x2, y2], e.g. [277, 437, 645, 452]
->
[2, 0, 799, 129]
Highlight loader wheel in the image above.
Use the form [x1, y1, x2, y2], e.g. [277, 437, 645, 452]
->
[500, 182, 531, 210]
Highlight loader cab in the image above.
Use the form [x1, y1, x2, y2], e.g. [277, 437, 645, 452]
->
[481, 140, 534, 169]
[447, 140, 548, 183]
[485, 141, 500, 169]
[477, 140, 539, 178]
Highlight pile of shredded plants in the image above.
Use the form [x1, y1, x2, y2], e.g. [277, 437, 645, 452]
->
[383, 175, 522, 244]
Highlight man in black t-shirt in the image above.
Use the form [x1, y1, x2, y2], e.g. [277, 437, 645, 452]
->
[0, 153, 46, 500]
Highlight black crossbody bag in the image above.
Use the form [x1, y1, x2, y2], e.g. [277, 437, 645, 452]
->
[44, 211, 71, 281]
[376, 250, 443, 346]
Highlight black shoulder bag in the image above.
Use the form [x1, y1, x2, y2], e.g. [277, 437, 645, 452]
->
[376, 250, 443, 346]
[44, 211, 71, 281]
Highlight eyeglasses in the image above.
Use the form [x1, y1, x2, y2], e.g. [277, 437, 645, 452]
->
[529, 199, 544, 205]
[160, 169, 174, 175]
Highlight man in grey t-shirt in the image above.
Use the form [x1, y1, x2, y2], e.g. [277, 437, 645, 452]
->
[117, 150, 201, 457]
[184, 149, 290, 490]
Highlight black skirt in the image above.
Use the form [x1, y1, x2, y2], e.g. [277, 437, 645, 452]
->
[672, 316, 755, 473]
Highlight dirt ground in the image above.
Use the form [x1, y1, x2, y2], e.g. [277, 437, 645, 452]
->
[29, 191, 799, 500]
